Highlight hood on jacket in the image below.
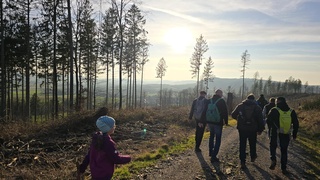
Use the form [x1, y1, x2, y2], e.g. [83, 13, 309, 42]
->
[242, 99, 257, 106]
[276, 97, 290, 111]
[276, 102, 290, 111]
[211, 94, 222, 100]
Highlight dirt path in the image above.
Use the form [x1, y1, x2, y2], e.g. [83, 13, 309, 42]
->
[135, 126, 314, 180]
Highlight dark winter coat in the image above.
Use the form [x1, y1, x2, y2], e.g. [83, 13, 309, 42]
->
[263, 102, 275, 118]
[201, 95, 228, 126]
[231, 99, 264, 132]
[257, 97, 268, 109]
[266, 102, 299, 138]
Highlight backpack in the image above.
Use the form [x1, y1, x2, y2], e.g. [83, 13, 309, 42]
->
[237, 104, 257, 130]
[193, 98, 205, 120]
[276, 107, 292, 134]
[206, 98, 222, 123]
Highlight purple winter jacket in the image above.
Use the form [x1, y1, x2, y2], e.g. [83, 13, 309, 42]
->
[79, 132, 131, 180]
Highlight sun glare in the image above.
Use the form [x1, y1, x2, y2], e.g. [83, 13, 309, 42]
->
[163, 27, 193, 53]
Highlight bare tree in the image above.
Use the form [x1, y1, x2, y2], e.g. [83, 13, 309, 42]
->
[190, 34, 208, 96]
[67, 0, 74, 111]
[240, 50, 250, 99]
[304, 81, 308, 93]
[202, 56, 214, 92]
[155, 57, 167, 108]
[251, 71, 259, 95]
[0, 0, 5, 118]
[111, 0, 131, 109]
[139, 46, 149, 108]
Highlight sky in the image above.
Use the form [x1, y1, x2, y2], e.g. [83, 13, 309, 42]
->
[130, 0, 320, 86]
[91, 0, 320, 86]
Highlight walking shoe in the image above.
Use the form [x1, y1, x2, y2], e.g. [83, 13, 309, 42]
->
[195, 148, 202, 152]
[210, 157, 220, 163]
[240, 162, 247, 170]
[251, 155, 257, 162]
[269, 160, 276, 170]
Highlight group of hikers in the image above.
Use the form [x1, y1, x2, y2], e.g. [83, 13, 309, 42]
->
[189, 90, 299, 174]
[76, 90, 299, 179]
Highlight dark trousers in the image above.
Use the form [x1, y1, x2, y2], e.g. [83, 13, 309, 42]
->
[208, 124, 222, 158]
[195, 121, 206, 149]
[270, 133, 290, 170]
[238, 130, 257, 163]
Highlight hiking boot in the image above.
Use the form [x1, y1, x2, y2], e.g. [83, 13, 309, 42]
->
[282, 169, 289, 175]
[195, 148, 202, 152]
[240, 162, 247, 170]
[251, 155, 257, 162]
[269, 160, 276, 170]
[211, 157, 220, 163]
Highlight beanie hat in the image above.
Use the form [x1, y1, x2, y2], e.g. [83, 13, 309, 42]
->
[96, 116, 115, 133]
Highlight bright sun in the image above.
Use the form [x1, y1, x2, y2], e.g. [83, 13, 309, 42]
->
[164, 27, 193, 53]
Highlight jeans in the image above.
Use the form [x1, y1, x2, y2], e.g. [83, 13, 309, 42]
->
[270, 133, 290, 170]
[208, 124, 222, 158]
[238, 130, 257, 163]
[195, 121, 206, 149]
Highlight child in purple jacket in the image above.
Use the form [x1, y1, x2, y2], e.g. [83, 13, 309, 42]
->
[78, 108, 131, 180]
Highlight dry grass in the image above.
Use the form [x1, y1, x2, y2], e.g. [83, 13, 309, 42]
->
[1, 95, 319, 179]
[298, 109, 320, 137]
[0, 106, 195, 179]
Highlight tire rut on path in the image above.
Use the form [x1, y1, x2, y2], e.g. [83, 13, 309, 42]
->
[136, 126, 314, 180]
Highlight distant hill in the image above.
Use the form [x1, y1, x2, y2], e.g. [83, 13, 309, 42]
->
[95, 77, 259, 95]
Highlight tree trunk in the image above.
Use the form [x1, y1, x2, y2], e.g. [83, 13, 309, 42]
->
[112, 52, 115, 109]
[0, 0, 6, 118]
[34, 54, 38, 122]
[21, 71, 25, 119]
[196, 67, 199, 96]
[106, 56, 109, 107]
[160, 77, 163, 108]
[139, 65, 144, 108]
[25, 0, 31, 120]
[67, 0, 74, 111]
[52, 0, 59, 118]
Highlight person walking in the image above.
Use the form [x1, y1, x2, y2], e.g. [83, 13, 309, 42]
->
[257, 94, 268, 110]
[267, 97, 299, 174]
[78, 107, 131, 180]
[231, 94, 264, 170]
[189, 91, 207, 152]
[203, 89, 228, 163]
[263, 97, 276, 138]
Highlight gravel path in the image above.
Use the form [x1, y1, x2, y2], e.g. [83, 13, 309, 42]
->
[136, 126, 314, 180]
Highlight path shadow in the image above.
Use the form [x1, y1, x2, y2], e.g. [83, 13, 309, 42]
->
[195, 152, 221, 180]
[252, 164, 273, 180]
[257, 139, 270, 151]
[241, 167, 255, 180]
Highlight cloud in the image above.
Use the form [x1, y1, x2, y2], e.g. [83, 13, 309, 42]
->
[141, 5, 204, 24]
